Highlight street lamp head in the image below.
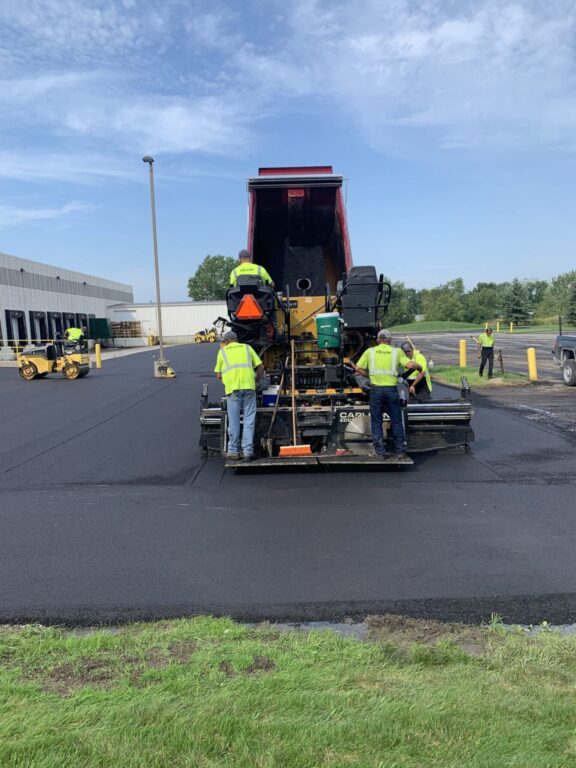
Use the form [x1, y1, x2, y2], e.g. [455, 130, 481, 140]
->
[142, 156, 154, 164]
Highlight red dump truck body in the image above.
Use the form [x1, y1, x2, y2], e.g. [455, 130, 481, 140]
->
[247, 166, 353, 295]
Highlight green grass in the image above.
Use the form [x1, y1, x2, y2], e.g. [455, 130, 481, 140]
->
[1, 617, 576, 767]
[432, 365, 526, 388]
[389, 321, 481, 332]
[389, 321, 576, 334]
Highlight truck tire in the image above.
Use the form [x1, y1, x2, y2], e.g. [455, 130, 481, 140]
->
[563, 360, 576, 386]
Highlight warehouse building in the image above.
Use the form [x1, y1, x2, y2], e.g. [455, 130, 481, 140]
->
[108, 301, 226, 345]
[0, 251, 134, 349]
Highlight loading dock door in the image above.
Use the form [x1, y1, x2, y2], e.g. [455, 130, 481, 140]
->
[76, 313, 88, 333]
[63, 312, 76, 330]
[5, 310, 28, 350]
[47, 312, 63, 339]
[29, 311, 48, 344]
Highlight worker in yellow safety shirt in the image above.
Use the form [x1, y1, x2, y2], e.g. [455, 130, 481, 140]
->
[400, 342, 432, 402]
[214, 330, 265, 461]
[229, 249, 274, 288]
[353, 329, 421, 459]
[477, 327, 495, 379]
[64, 327, 84, 343]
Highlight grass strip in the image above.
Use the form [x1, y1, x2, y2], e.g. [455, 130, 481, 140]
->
[1, 617, 576, 767]
[432, 365, 526, 388]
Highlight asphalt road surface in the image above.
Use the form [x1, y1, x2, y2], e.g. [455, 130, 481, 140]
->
[1, 343, 576, 626]
[406, 330, 562, 380]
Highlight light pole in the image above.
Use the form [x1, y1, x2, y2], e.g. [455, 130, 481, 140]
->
[142, 156, 172, 376]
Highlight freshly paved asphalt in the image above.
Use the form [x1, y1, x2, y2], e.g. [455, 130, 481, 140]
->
[1, 343, 576, 626]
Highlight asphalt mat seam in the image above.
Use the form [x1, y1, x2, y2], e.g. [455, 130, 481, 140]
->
[2, 380, 175, 474]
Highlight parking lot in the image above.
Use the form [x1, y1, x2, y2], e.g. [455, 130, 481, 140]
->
[1, 342, 576, 627]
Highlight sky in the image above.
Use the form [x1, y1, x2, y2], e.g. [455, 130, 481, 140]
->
[1, 0, 575, 301]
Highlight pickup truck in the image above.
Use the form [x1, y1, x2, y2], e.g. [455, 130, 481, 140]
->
[553, 335, 576, 385]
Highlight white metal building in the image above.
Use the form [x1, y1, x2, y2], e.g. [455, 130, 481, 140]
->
[0, 251, 133, 348]
[108, 301, 226, 345]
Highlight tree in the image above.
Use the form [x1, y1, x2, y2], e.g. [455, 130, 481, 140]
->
[502, 279, 531, 324]
[535, 270, 576, 319]
[463, 282, 508, 324]
[566, 282, 576, 325]
[420, 278, 466, 322]
[381, 279, 417, 326]
[188, 255, 237, 301]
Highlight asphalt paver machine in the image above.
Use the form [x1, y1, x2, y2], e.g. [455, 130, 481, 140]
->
[199, 166, 474, 468]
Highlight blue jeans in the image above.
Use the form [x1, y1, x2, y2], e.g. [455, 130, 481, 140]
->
[369, 386, 405, 454]
[226, 389, 257, 456]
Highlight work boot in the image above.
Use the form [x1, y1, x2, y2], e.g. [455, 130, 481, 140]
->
[242, 454, 255, 462]
[226, 452, 240, 461]
[368, 451, 386, 459]
[393, 451, 408, 460]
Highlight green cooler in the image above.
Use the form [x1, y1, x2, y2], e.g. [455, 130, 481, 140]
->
[316, 312, 342, 349]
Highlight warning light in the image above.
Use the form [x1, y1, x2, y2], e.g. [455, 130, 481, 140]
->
[236, 294, 264, 320]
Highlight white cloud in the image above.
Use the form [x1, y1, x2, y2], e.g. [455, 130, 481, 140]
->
[1, 0, 576, 181]
[0, 202, 93, 227]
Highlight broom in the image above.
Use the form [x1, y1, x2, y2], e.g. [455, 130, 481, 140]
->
[279, 339, 312, 457]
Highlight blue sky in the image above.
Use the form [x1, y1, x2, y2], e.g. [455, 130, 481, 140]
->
[1, 0, 575, 301]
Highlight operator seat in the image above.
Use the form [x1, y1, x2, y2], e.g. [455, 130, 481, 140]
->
[340, 266, 381, 330]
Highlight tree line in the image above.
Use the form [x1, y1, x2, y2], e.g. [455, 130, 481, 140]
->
[188, 256, 576, 325]
[383, 272, 576, 326]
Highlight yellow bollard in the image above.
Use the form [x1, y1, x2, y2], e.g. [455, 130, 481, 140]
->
[459, 339, 467, 368]
[496, 321, 500, 333]
[95, 343, 102, 369]
[509, 322, 514, 333]
[527, 347, 537, 381]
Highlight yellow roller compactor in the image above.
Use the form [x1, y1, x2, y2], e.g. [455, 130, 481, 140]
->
[17, 339, 90, 380]
[195, 328, 218, 344]
[199, 166, 474, 468]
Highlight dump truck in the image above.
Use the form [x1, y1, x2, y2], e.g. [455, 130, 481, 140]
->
[199, 166, 473, 467]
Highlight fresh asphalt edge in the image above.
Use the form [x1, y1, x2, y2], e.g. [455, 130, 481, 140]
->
[2, 593, 576, 628]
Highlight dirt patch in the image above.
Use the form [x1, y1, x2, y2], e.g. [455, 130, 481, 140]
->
[365, 614, 491, 656]
[218, 655, 276, 677]
[167, 639, 197, 664]
[245, 655, 276, 674]
[41, 659, 117, 696]
[219, 661, 236, 677]
[18, 638, 199, 697]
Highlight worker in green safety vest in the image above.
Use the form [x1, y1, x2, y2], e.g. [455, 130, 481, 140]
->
[229, 249, 274, 288]
[477, 327, 495, 379]
[214, 330, 264, 461]
[353, 329, 421, 459]
[400, 342, 432, 401]
[64, 327, 85, 343]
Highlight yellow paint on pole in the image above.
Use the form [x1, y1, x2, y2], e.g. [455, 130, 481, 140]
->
[459, 339, 467, 368]
[496, 321, 500, 333]
[95, 343, 102, 369]
[527, 347, 538, 381]
[509, 322, 514, 333]
[485, 321, 488, 330]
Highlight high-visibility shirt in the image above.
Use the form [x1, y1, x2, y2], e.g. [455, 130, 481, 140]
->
[229, 262, 273, 287]
[356, 343, 410, 387]
[66, 327, 84, 341]
[406, 351, 432, 391]
[214, 342, 263, 395]
[478, 333, 494, 348]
